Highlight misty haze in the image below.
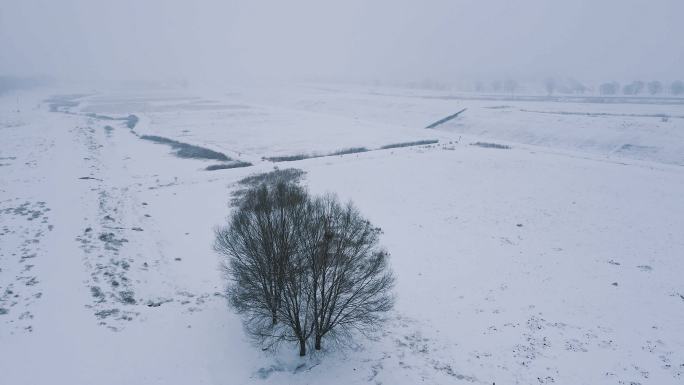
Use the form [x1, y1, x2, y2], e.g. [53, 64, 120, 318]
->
[1, 1, 683, 384]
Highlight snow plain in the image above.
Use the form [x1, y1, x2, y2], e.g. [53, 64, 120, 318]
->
[1, 84, 683, 384]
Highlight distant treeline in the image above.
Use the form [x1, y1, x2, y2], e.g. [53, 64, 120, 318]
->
[472, 78, 684, 96]
[593, 80, 684, 96]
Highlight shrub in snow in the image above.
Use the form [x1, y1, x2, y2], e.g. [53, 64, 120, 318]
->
[205, 161, 252, 171]
[215, 176, 394, 356]
[140, 135, 230, 161]
[264, 148, 370, 162]
[380, 139, 439, 149]
[471, 142, 511, 149]
[230, 168, 305, 206]
[264, 154, 311, 162]
[329, 147, 368, 156]
[125, 114, 139, 129]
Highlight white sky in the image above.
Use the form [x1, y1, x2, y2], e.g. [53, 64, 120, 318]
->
[1, 0, 682, 84]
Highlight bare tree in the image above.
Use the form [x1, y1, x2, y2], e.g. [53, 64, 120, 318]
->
[302, 195, 395, 351]
[216, 175, 395, 356]
[633, 80, 645, 94]
[275, 233, 315, 356]
[215, 180, 310, 353]
[671, 80, 684, 95]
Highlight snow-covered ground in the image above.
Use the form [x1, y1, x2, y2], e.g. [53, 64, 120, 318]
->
[1, 84, 683, 384]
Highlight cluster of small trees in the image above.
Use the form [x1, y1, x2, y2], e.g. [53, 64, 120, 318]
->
[543, 78, 684, 96]
[215, 173, 394, 356]
[599, 80, 684, 96]
[599, 81, 620, 95]
[475, 78, 684, 96]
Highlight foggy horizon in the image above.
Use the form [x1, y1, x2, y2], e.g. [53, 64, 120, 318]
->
[2, 0, 683, 87]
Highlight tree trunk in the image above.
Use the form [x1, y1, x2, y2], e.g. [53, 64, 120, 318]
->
[314, 335, 322, 350]
[271, 311, 277, 325]
[299, 339, 306, 356]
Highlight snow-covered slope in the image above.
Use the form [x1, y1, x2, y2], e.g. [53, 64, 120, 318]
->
[1, 86, 683, 385]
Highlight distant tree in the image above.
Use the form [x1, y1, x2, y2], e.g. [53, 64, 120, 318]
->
[474, 81, 485, 92]
[491, 80, 502, 92]
[623, 81, 645, 95]
[567, 78, 587, 94]
[503, 79, 518, 95]
[622, 84, 636, 95]
[633, 81, 645, 94]
[671, 80, 684, 95]
[544, 78, 556, 96]
[600, 82, 620, 95]
[647, 81, 663, 95]
[216, 176, 394, 356]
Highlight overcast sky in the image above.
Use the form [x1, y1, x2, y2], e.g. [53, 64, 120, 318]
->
[1, 0, 682, 85]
